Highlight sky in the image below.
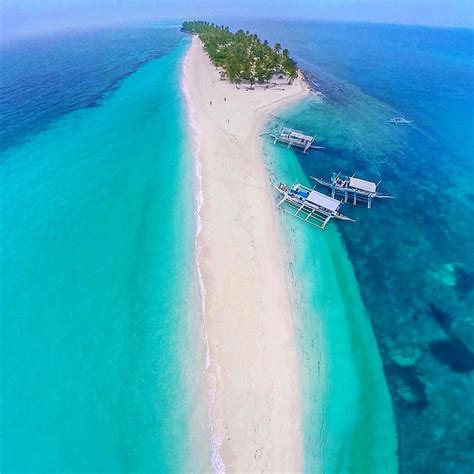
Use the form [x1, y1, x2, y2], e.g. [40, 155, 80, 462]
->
[1, 0, 473, 43]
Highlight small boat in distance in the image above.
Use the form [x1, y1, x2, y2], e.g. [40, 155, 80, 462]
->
[269, 126, 324, 153]
[274, 181, 354, 229]
[389, 116, 413, 125]
[313, 173, 394, 208]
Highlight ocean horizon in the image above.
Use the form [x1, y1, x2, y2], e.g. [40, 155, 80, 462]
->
[1, 19, 473, 473]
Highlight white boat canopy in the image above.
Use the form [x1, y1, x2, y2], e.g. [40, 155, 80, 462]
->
[289, 131, 314, 142]
[307, 190, 341, 212]
[349, 177, 377, 193]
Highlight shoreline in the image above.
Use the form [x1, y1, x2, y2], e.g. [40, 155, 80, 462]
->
[182, 36, 308, 471]
[263, 103, 398, 472]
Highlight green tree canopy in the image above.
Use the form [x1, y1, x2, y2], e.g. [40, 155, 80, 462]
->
[182, 21, 298, 84]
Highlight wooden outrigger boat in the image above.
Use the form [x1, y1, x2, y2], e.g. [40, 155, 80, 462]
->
[312, 173, 394, 209]
[274, 181, 355, 230]
[389, 116, 413, 125]
[269, 127, 324, 153]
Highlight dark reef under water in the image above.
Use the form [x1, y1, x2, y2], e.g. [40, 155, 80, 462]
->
[0, 25, 184, 153]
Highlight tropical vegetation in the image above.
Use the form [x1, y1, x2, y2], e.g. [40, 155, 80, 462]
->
[182, 21, 298, 84]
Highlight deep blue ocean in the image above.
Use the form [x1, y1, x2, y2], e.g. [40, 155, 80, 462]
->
[1, 18, 473, 474]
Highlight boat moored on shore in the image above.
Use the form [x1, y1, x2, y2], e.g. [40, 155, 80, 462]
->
[313, 173, 394, 208]
[269, 126, 324, 153]
[274, 181, 355, 229]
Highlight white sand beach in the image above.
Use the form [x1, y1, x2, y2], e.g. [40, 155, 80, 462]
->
[182, 36, 308, 472]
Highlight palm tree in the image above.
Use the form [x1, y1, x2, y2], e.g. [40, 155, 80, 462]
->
[183, 21, 298, 85]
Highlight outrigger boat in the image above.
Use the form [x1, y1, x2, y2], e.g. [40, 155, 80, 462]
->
[313, 173, 394, 209]
[269, 127, 324, 153]
[274, 181, 355, 230]
[389, 116, 412, 125]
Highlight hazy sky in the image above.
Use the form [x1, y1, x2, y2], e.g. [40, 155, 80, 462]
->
[1, 0, 473, 43]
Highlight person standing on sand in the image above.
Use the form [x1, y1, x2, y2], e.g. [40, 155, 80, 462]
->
[210, 100, 212, 106]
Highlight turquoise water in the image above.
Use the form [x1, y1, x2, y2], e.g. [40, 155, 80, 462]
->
[264, 137, 398, 473]
[1, 31, 207, 472]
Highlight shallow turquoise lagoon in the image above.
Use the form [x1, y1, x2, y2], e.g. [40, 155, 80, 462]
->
[1, 34, 206, 472]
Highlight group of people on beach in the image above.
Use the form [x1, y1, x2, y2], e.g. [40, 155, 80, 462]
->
[209, 97, 226, 106]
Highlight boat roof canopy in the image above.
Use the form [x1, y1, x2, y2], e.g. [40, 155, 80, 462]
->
[307, 190, 341, 212]
[349, 177, 377, 193]
[289, 131, 314, 142]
